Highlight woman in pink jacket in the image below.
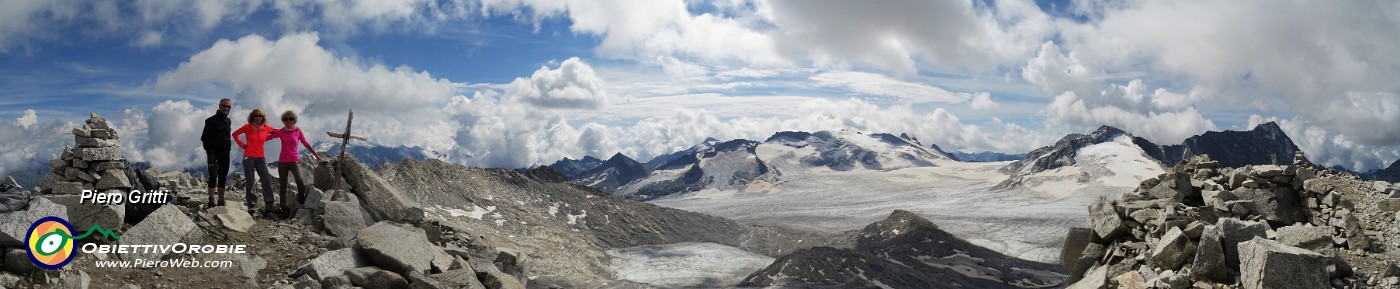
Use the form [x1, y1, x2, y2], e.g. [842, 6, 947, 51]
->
[270, 110, 320, 217]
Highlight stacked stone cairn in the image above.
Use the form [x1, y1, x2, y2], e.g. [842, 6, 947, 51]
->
[1062, 152, 1400, 289]
[35, 113, 129, 196]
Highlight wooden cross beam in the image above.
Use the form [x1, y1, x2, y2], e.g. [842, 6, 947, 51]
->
[325, 110, 367, 190]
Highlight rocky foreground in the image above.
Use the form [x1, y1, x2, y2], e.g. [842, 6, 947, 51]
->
[1062, 152, 1400, 289]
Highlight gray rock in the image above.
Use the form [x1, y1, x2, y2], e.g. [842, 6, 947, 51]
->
[1380, 198, 1400, 212]
[406, 271, 448, 289]
[1149, 227, 1194, 270]
[1068, 243, 1106, 284]
[341, 160, 423, 223]
[1230, 187, 1307, 226]
[121, 204, 200, 261]
[1190, 225, 1228, 282]
[0, 197, 69, 246]
[35, 173, 64, 194]
[1066, 264, 1108, 289]
[430, 269, 486, 289]
[1061, 227, 1095, 270]
[356, 222, 436, 275]
[78, 146, 122, 161]
[1275, 224, 1333, 254]
[303, 187, 326, 211]
[1338, 212, 1371, 250]
[49, 181, 85, 195]
[1219, 218, 1268, 269]
[1238, 237, 1330, 289]
[1089, 197, 1127, 240]
[95, 169, 130, 190]
[344, 267, 409, 289]
[210, 206, 255, 233]
[75, 136, 118, 148]
[89, 160, 127, 172]
[323, 199, 370, 238]
[69, 196, 124, 231]
[1254, 165, 1285, 178]
[2, 176, 18, 188]
[296, 249, 370, 282]
[475, 264, 527, 289]
[2, 248, 38, 274]
[55, 269, 89, 289]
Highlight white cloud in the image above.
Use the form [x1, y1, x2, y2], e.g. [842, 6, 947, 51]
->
[133, 30, 163, 47]
[1248, 115, 1400, 172]
[969, 93, 998, 110]
[810, 71, 980, 104]
[503, 57, 608, 109]
[15, 109, 37, 129]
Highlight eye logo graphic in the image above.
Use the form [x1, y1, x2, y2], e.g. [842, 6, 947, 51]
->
[24, 216, 121, 270]
[26, 216, 76, 270]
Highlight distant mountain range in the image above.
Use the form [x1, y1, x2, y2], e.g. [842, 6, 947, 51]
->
[948, 151, 1026, 162]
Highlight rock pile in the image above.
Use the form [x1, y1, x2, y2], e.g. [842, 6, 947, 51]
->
[1062, 152, 1400, 289]
[34, 113, 130, 195]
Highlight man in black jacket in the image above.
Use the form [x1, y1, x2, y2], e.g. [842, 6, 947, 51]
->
[200, 98, 233, 208]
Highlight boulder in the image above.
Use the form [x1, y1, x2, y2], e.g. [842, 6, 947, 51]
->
[341, 160, 423, 223]
[356, 222, 435, 275]
[344, 267, 409, 289]
[1219, 218, 1268, 269]
[70, 198, 125, 231]
[49, 182, 85, 195]
[210, 206, 255, 233]
[0, 197, 68, 246]
[406, 271, 450, 289]
[1, 248, 38, 274]
[295, 249, 370, 281]
[1149, 227, 1194, 270]
[121, 204, 201, 261]
[95, 169, 130, 190]
[430, 269, 486, 289]
[1061, 227, 1095, 270]
[1066, 264, 1108, 289]
[1068, 243, 1106, 284]
[78, 146, 122, 161]
[1238, 237, 1330, 289]
[1114, 271, 1148, 289]
[474, 263, 527, 289]
[1190, 225, 1228, 282]
[1230, 187, 1307, 226]
[1338, 212, 1371, 250]
[1089, 197, 1127, 240]
[323, 198, 370, 238]
[1275, 224, 1333, 254]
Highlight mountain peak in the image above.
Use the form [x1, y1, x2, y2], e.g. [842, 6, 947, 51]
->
[1091, 125, 1129, 138]
[1252, 121, 1284, 133]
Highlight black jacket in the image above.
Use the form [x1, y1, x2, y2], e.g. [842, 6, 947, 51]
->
[201, 113, 232, 152]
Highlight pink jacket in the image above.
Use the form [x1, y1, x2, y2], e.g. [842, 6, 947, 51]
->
[269, 127, 314, 163]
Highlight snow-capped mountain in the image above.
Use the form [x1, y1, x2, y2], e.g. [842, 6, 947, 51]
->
[547, 155, 604, 179]
[994, 125, 1165, 191]
[615, 139, 770, 200]
[312, 141, 432, 169]
[949, 151, 1027, 162]
[739, 210, 1062, 288]
[567, 153, 649, 193]
[610, 130, 954, 200]
[1144, 121, 1300, 167]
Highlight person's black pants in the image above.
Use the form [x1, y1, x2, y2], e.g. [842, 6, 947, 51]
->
[277, 162, 307, 210]
[206, 150, 230, 189]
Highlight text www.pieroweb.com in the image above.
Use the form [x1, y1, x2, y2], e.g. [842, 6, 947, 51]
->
[94, 258, 235, 268]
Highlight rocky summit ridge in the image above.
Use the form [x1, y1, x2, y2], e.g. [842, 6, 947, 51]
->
[1061, 151, 1400, 289]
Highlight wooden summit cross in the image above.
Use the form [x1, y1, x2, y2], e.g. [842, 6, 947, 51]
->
[326, 110, 367, 190]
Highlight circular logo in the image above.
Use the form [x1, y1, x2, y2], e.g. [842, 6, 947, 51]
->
[25, 216, 75, 270]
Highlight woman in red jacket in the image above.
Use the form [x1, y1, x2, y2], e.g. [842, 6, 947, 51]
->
[233, 109, 276, 216]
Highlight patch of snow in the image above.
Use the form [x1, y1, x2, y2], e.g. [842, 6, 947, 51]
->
[567, 210, 587, 225]
[607, 242, 774, 288]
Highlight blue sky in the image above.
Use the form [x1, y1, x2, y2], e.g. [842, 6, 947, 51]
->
[1, 0, 1398, 176]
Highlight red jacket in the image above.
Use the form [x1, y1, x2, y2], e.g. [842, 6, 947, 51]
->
[232, 123, 273, 158]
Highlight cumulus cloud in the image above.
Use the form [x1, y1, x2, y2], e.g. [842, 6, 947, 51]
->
[969, 93, 998, 110]
[810, 71, 981, 104]
[504, 57, 608, 109]
[1248, 115, 1400, 172]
